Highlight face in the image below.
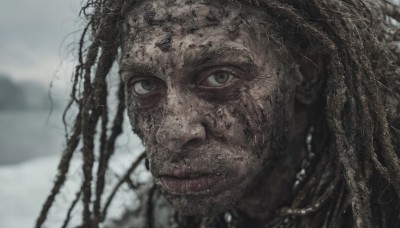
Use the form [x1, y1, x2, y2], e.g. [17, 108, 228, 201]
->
[120, 0, 297, 215]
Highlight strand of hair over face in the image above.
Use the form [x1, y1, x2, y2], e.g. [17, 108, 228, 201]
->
[35, 0, 125, 227]
[241, 0, 400, 227]
[35, 0, 400, 227]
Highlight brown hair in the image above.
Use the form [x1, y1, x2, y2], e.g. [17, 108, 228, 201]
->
[36, 0, 400, 227]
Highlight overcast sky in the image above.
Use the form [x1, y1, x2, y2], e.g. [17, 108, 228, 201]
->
[0, 0, 81, 88]
[1, 0, 399, 88]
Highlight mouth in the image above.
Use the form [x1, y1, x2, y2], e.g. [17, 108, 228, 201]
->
[158, 173, 219, 195]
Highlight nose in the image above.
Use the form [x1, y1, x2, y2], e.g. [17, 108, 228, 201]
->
[155, 96, 206, 152]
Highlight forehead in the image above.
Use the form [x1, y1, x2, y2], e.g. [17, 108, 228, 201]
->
[120, 0, 271, 68]
[124, 0, 241, 39]
[128, 0, 232, 30]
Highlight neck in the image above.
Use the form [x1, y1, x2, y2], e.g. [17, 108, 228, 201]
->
[234, 134, 308, 224]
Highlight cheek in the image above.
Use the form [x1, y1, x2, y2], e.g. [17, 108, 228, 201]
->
[227, 88, 291, 159]
[228, 93, 274, 156]
[126, 96, 162, 146]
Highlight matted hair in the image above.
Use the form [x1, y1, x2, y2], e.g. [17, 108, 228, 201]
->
[36, 0, 400, 227]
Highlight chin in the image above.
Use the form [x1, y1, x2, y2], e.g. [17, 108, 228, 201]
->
[152, 163, 264, 216]
[164, 192, 234, 216]
[158, 184, 243, 217]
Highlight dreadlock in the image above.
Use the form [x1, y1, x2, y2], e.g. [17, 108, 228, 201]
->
[35, 0, 400, 227]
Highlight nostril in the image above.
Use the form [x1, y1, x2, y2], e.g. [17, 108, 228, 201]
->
[181, 124, 206, 149]
[185, 138, 202, 147]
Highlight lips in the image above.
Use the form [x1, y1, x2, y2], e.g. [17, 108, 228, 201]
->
[156, 166, 219, 194]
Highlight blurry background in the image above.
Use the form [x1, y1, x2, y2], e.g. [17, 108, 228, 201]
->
[1, 0, 399, 227]
[0, 0, 145, 227]
[0, 0, 79, 165]
[0, 0, 80, 226]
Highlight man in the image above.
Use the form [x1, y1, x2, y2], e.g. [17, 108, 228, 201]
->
[36, 0, 400, 227]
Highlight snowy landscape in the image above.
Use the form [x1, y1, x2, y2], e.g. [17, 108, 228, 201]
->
[0, 0, 150, 226]
[1, 0, 399, 227]
[0, 103, 148, 228]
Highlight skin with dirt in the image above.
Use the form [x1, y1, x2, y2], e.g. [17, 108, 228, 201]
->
[120, 0, 313, 223]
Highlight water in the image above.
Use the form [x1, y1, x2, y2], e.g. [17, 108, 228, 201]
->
[0, 110, 65, 227]
[0, 110, 65, 165]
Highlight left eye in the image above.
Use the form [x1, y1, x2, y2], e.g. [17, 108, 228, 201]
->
[133, 80, 157, 95]
[202, 72, 235, 87]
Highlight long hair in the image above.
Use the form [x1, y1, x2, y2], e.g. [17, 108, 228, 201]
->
[35, 0, 400, 227]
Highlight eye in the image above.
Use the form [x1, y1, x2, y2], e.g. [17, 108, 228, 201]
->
[132, 80, 158, 95]
[202, 72, 235, 87]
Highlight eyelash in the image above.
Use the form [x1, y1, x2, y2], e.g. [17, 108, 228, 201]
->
[127, 67, 242, 100]
[197, 68, 239, 89]
[127, 77, 163, 98]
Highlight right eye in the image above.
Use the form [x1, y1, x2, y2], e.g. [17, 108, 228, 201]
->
[201, 72, 235, 88]
[132, 79, 158, 95]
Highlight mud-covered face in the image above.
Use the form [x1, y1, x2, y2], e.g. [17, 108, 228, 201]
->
[121, 0, 296, 216]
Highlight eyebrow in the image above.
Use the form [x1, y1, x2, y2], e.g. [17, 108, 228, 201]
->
[119, 63, 156, 82]
[119, 46, 256, 80]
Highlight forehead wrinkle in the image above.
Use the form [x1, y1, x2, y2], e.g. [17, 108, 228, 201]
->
[121, 0, 274, 81]
[121, 32, 262, 83]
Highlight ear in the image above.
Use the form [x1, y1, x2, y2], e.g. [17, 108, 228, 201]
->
[294, 54, 326, 105]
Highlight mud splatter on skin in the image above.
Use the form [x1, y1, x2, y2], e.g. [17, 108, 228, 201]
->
[156, 32, 174, 52]
[122, 0, 308, 221]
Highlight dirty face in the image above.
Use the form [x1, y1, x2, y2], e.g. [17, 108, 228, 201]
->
[120, 0, 297, 216]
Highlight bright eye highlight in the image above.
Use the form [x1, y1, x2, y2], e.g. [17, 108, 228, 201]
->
[203, 72, 234, 87]
[133, 80, 157, 95]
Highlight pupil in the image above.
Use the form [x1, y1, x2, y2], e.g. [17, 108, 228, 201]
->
[142, 81, 154, 90]
[215, 73, 228, 83]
